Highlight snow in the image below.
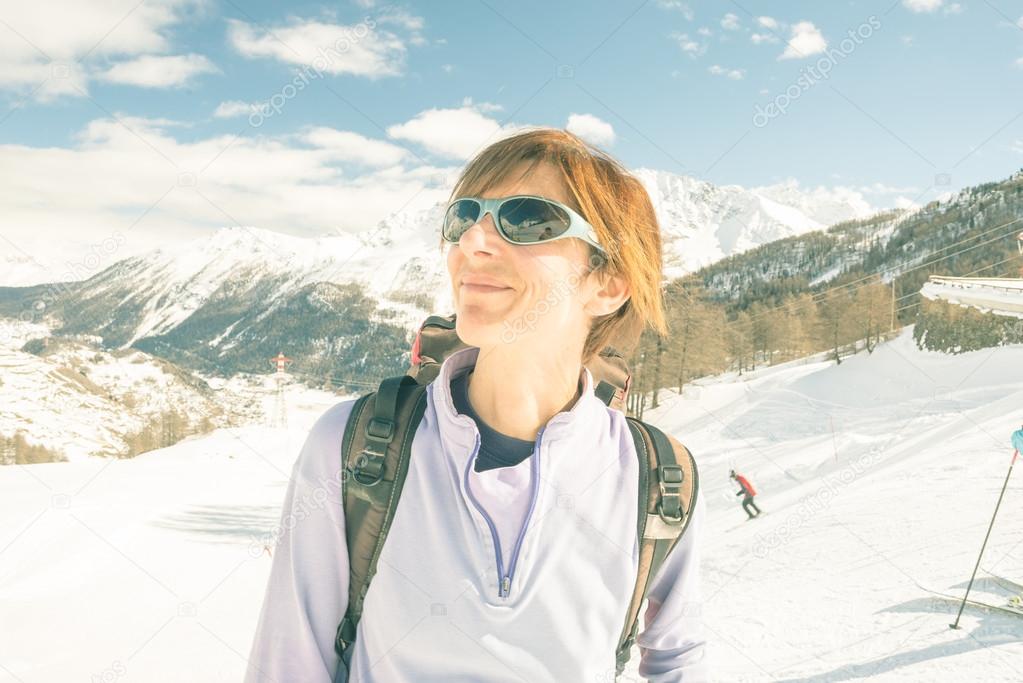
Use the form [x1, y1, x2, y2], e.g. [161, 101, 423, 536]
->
[1, 169, 876, 292]
[627, 325, 1023, 681]
[112, 222, 448, 346]
[3, 327, 1023, 681]
[0, 342, 149, 459]
[922, 277, 1023, 320]
[0, 321, 286, 461]
[632, 168, 875, 280]
[2, 170, 873, 352]
[751, 178, 875, 229]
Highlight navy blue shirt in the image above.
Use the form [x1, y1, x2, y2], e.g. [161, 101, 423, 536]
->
[450, 370, 535, 472]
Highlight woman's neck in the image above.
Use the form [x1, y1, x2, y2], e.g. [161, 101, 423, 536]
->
[465, 352, 584, 442]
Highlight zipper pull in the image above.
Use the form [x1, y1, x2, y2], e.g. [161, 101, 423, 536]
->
[501, 576, 510, 596]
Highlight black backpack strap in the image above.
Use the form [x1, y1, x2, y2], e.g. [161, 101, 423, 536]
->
[334, 375, 428, 658]
[615, 418, 699, 676]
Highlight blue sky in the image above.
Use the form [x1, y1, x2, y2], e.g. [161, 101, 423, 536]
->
[1, 0, 1022, 280]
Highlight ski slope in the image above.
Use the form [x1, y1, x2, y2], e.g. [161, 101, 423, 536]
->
[2, 326, 1023, 681]
[640, 325, 1023, 681]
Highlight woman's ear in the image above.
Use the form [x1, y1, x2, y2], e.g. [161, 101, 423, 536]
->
[584, 270, 630, 318]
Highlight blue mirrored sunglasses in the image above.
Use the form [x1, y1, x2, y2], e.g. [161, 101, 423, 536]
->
[441, 195, 606, 253]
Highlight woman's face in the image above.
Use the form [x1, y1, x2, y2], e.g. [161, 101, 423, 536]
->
[446, 162, 610, 353]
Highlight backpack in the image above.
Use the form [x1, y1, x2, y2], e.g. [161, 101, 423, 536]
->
[333, 313, 700, 678]
[737, 475, 756, 497]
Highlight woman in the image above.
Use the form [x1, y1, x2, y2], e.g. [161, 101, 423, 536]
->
[244, 128, 707, 682]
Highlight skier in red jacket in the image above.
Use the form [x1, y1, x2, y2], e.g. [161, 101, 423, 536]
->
[730, 470, 761, 519]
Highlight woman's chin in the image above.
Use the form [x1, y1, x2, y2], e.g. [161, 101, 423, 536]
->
[455, 312, 513, 347]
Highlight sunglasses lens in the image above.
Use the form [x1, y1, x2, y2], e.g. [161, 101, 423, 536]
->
[498, 197, 572, 244]
[442, 200, 481, 242]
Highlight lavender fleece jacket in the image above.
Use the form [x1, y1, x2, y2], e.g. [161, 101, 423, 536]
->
[244, 346, 708, 682]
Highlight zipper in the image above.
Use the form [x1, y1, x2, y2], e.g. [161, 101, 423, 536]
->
[463, 432, 505, 598]
[501, 426, 544, 599]
[462, 426, 546, 599]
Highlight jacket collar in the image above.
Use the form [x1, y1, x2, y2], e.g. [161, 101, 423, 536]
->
[429, 345, 607, 457]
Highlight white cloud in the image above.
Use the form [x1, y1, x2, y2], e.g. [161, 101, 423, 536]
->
[1015, 57, 1023, 69]
[655, 1, 694, 21]
[213, 100, 260, 119]
[1011, 139, 1023, 154]
[708, 64, 745, 80]
[670, 32, 707, 57]
[386, 105, 516, 159]
[0, 0, 204, 100]
[375, 8, 424, 32]
[0, 115, 459, 279]
[903, 0, 943, 12]
[301, 127, 409, 166]
[750, 12, 784, 44]
[697, 27, 712, 37]
[894, 196, 920, 210]
[721, 13, 740, 31]
[441, 64, 454, 74]
[565, 114, 616, 146]
[374, 7, 427, 46]
[460, 97, 502, 113]
[858, 182, 922, 195]
[901, 35, 915, 46]
[780, 21, 827, 60]
[227, 17, 409, 78]
[902, 1, 963, 14]
[98, 54, 218, 88]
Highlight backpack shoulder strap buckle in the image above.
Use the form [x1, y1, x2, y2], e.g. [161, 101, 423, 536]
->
[656, 464, 685, 523]
[365, 416, 394, 441]
[351, 449, 385, 486]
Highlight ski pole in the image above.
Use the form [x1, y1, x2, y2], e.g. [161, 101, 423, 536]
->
[950, 449, 1018, 629]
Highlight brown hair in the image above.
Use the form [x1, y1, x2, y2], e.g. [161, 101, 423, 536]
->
[442, 127, 667, 362]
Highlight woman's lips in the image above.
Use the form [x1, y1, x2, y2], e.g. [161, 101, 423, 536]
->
[461, 283, 510, 293]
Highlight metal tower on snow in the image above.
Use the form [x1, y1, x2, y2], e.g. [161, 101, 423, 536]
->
[269, 352, 292, 428]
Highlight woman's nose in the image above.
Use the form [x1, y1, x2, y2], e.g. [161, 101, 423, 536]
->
[460, 211, 501, 250]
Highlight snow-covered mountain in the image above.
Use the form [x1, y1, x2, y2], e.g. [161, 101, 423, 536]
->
[0, 168, 877, 393]
[0, 318, 270, 461]
[632, 169, 874, 277]
[73, 222, 448, 345]
[8, 167, 875, 328]
[0, 168, 874, 290]
[0, 253, 50, 287]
